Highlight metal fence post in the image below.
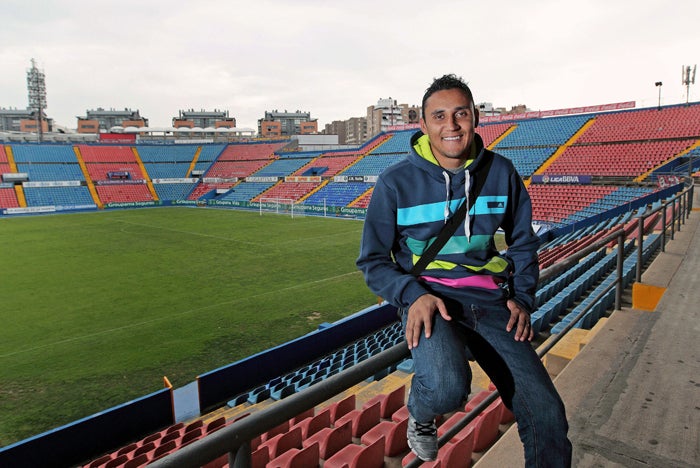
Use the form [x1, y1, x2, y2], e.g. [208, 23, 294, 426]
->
[636, 212, 644, 283]
[616, 232, 624, 310]
[661, 200, 667, 252]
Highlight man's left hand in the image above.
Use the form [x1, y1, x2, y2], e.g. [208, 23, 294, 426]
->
[506, 299, 533, 342]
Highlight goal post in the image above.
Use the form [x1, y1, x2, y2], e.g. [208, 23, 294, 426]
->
[258, 198, 306, 218]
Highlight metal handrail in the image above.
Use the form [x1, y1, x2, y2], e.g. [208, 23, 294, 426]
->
[636, 182, 693, 282]
[150, 344, 410, 467]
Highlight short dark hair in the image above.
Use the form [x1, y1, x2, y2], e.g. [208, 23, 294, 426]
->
[421, 74, 475, 120]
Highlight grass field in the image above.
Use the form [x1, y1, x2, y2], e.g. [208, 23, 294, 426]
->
[0, 207, 377, 446]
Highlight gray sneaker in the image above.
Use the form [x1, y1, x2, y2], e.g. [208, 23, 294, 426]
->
[407, 414, 438, 461]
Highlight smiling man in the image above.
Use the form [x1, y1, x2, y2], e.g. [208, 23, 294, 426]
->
[357, 74, 572, 466]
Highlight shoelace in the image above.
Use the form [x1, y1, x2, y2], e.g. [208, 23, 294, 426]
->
[414, 421, 437, 436]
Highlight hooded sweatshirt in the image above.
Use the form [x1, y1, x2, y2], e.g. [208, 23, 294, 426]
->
[356, 131, 540, 313]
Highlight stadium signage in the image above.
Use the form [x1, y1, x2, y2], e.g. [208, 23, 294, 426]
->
[247, 176, 279, 183]
[657, 175, 681, 188]
[96, 179, 147, 185]
[203, 177, 238, 183]
[151, 178, 198, 184]
[23, 180, 82, 188]
[333, 175, 378, 183]
[285, 176, 321, 183]
[105, 201, 161, 208]
[531, 175, 592, 184]
[171, 200, 199, 206]
[4, 205, 56, 215]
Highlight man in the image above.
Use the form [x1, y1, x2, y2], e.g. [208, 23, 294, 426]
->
[356, 74, 572, 466]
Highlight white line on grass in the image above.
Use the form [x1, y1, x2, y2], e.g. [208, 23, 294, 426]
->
[109, 218, 261, 245]
[0, 270, 364, 358]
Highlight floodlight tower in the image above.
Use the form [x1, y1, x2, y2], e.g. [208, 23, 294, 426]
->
[682, 64, 696, 105]
[27, 58, 47, 142]
[655, 81, 663, 110]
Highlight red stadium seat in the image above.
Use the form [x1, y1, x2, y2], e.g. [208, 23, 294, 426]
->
[289, 407, 330, 439]
[360, 416, 409, 457]
[302, 420, 352, 461]
[323, 436, 385, 468]
[362, 384, 406, 419]
[265, 440, 319, 468]
[471, 400, 503, 452]
[334, 400, 381, 438]
[258, 427, 302, 460]
[327, 394, 356, 424]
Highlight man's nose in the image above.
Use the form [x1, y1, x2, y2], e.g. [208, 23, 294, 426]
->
[446, 115, 460, 129]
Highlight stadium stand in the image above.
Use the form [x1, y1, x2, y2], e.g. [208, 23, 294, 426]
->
[1, 101, 699, 468]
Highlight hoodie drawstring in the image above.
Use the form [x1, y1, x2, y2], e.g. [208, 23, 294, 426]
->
[442, 171, 450, 223]
[442, 169, 472, 243]
[464, 169, 471, 243]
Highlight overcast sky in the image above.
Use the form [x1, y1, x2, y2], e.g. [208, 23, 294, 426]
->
[1, 0, 698, 131]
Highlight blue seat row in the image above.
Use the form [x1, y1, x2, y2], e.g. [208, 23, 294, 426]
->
[228, 322, 405, 406]
[550, 234, 661, 333]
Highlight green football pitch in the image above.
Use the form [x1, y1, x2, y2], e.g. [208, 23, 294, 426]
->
[0, 207, 377, 446]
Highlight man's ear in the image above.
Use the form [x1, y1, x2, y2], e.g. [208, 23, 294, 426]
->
[420, 118, 427, 133]
[473, 107, 480, 128]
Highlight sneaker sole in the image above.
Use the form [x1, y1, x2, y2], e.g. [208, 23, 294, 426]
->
[407, 439, 437, 462]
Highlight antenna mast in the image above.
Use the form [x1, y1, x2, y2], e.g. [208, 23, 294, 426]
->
[682, 64, 696, 105]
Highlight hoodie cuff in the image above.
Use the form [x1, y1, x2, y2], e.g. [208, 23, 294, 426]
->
[401, 280, 432, 309]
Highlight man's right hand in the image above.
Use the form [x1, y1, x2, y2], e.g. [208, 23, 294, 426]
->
[405, 294, 451, 350]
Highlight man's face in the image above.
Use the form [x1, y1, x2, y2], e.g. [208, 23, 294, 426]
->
[420, 88, 478, 169]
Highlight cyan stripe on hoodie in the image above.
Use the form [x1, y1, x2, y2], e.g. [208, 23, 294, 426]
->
[397, 198, 465, 225]
[396, 195, 507, 226]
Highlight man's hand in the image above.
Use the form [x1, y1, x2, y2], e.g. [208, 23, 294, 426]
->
[506, 299, 533, 342]
[405, 294, 451, 350]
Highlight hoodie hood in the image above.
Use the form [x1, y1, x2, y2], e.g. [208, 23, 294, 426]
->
[408, 131, 489, 242]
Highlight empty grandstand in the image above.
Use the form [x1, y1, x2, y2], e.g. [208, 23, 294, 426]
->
[1, 101, 699, 467]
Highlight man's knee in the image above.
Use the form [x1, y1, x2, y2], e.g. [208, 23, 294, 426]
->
[414, 375, 468, 415]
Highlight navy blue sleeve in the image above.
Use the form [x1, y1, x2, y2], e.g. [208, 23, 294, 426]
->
[356, 178, 430, 309]
[502, 169, 540, 313]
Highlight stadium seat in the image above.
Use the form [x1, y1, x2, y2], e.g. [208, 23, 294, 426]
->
[302, 420, 352, 461]
[438, 411, 474, 443]
[360, 415, 409, 457]
[179, 427, 204, 447]
[464, 390, 492, 413]
[85, 453, 112, 468]
[362, 384, 406, 419]
[265, 440, 320, 468]
[151, 440, 178, 462]
[290, 408, 315, 425]
[123, 453, 150, 468]
[327, 394, 356, 424]
[471, 400, 503, 452]
[205, 416, 227, 434]
[251, 446, 271, 468]
[391, 404, 410, 423]
[258, 427, 303, 460]
[103, 454, 128, 468]
[115, 442, 137, 457]
[333, 400, 381, 438]
[289, 407, 330, 439]
[322, 436, 385, 468]
[132, 441, 156, 459]
[261, 420, 290, 442]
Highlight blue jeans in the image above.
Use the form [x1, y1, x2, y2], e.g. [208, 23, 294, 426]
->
[402, 300, 572, 468]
